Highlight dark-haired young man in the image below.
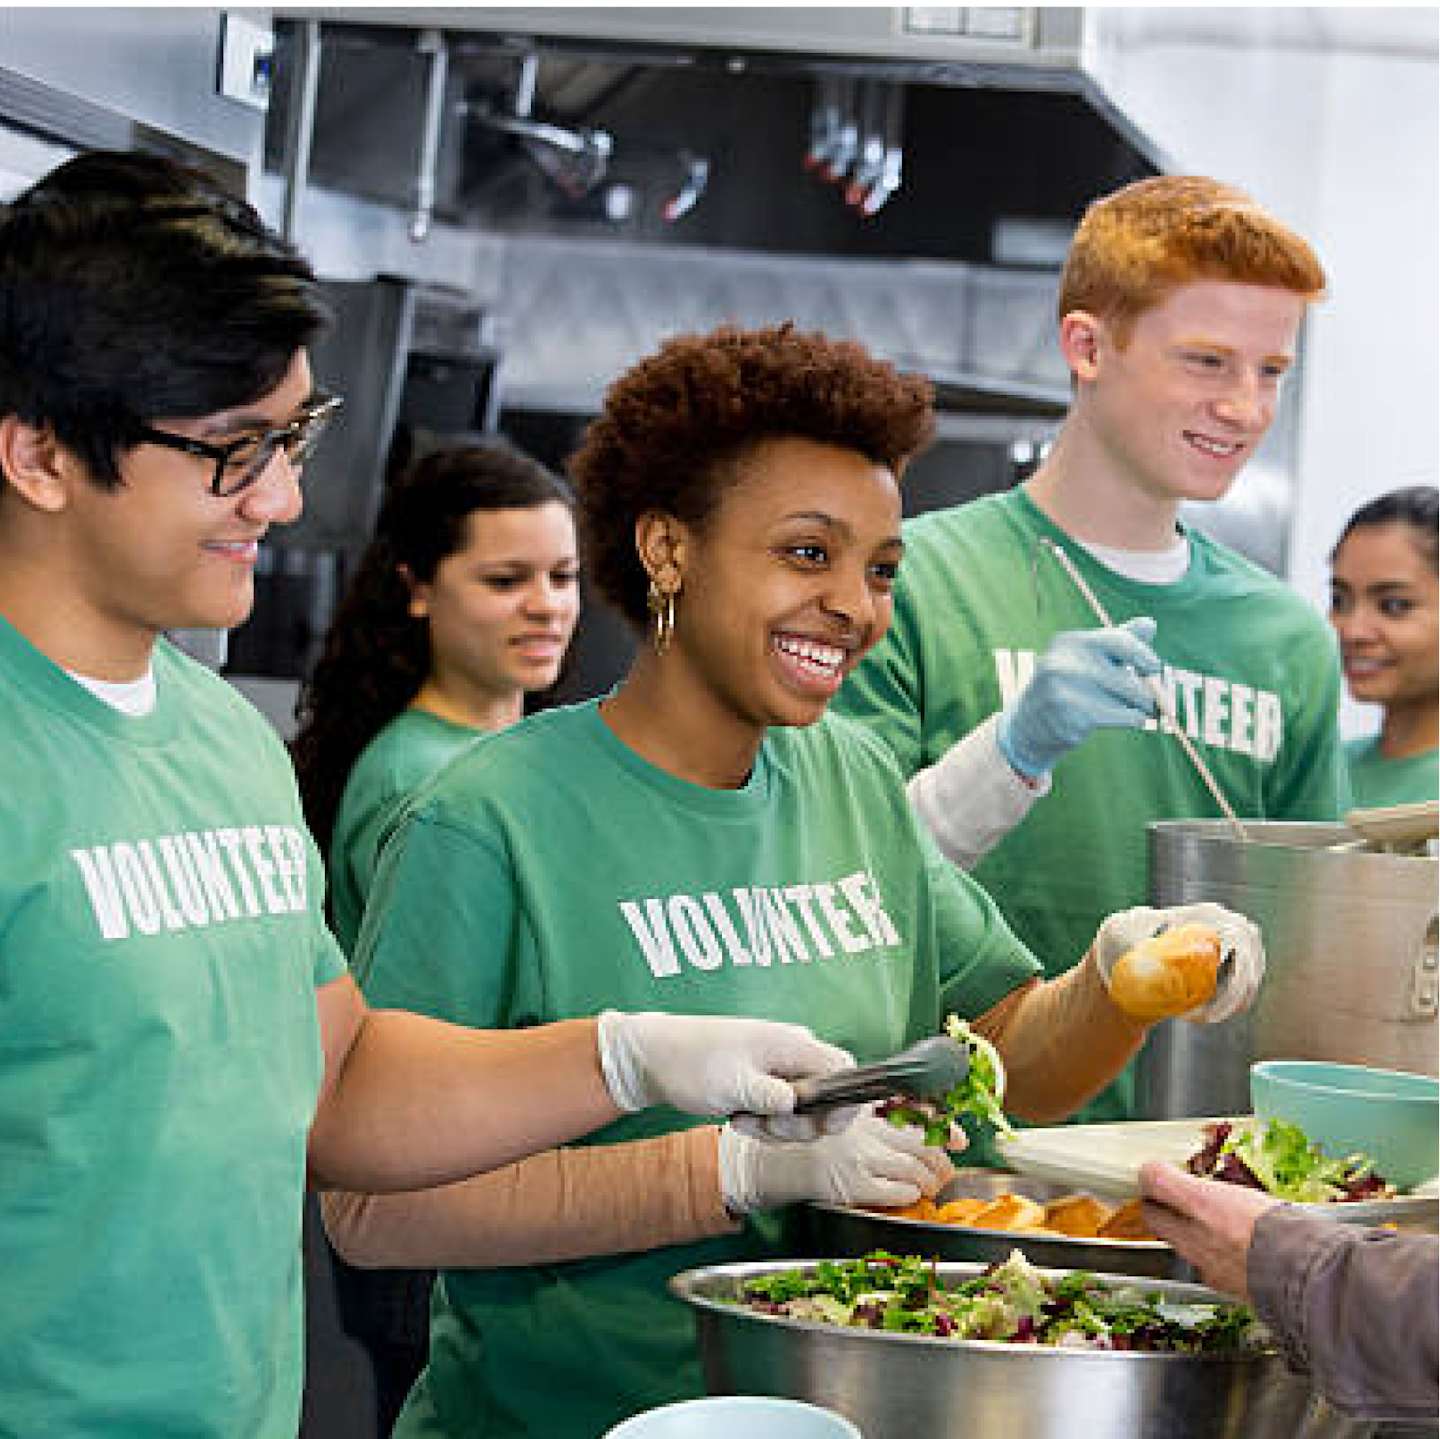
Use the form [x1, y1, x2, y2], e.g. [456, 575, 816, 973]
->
[837, 176, 1347, 1145]
[0, 150, 852, 1436]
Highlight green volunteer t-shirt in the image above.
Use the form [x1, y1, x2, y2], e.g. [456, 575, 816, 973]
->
[0, 616, 347, 1439]
[835, 486, 1346, 1137]
[329, 709, 480, 955]
[1345, 737, 1439, 810]
[353, 699, 1039, 1439]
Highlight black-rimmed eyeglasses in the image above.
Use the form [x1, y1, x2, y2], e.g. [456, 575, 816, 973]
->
[134, 393, 344, 497]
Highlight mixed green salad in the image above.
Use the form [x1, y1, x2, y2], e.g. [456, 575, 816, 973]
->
[878, 1015, 1014, 1147]
[1187, 1118, 1394, 1204]
[736, 1249, 1262, 1353]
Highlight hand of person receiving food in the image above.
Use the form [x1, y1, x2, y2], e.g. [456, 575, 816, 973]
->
[596, 1010, 855, 1136]
[1139, 1160, 1284, 1299]
[717, 1111, 961, 1214]
[1093, 902, 1265, 1024]
[996, 618, 1161, 780]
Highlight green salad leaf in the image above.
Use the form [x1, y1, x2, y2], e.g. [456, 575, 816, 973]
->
[880, 1015, 1014, 1146]
[1223, 1118, 1375, 1204]
[734, 1249, 1263, 1354]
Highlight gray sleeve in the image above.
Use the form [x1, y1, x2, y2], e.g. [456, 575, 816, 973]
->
[1249, 1205, 1439, 1422]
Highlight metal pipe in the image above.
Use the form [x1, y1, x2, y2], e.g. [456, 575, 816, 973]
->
[410, 28, 449, 243]
[514, 51, 538, 119]
[474, 111, 596, 155]
[279, 18, 321, 244]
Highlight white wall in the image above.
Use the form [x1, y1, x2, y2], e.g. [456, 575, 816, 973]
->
[1085, 7, 1439, 737]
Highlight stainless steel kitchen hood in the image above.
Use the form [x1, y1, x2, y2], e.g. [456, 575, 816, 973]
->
[266, 8, 1158, 265]
[287, 7, 1089, 81]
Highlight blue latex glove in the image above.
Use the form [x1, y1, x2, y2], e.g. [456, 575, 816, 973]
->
[996, 617, 1161, 780]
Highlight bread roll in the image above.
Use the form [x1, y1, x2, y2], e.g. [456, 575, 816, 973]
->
[1108, 922, 1223, 1021]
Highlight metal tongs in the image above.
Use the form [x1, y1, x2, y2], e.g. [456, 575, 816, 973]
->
[791, 1035, 971, 1115]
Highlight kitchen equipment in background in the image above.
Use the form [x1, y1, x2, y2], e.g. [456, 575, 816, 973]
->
[605, 1396, 861, 1439]
[225, 275, 502, 682]
[805, 75, 905, 216]
[1251, 1060, 1440, 1191]
[806, 1168, 1188, 1280]
[466, 53, 614, 202]
[1137, 820, 1438, 1120]
[669, 1258, 1369, 1439]
[223, 545, 343, 683]
[266, 9, 1154, 261]
[295, 275, 500, 570]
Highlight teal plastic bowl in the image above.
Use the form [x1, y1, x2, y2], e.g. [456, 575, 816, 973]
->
[1250, 1060, 1440, 1190]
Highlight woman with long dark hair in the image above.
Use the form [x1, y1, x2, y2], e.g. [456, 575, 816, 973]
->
[292, 442, 579, 1432]
[1328, 484, 1438, 808]
[293, 442, 579, 953]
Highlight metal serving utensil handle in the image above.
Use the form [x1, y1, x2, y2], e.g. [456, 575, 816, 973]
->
[790, 1036, 971, 1114]
[791, 1068, 910, 1114]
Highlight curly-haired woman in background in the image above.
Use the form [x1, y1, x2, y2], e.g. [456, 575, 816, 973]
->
[292, 442, 579, 1433]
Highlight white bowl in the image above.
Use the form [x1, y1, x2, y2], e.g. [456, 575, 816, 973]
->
[605, 1395, 864, 1439]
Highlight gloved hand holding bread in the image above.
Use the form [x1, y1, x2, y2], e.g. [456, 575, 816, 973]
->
[1093, 902, 1264, 1025]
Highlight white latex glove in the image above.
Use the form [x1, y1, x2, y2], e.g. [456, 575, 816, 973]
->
[718, 1112, 960, 1215]
[1093, 902, 1265, 1025]
[730, 1104, 865, 1142]
[595, 1010, 855, 1131]
[996, 619, 1161, 780]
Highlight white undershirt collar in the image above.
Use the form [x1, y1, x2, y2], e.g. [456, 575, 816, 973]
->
[1076, 531, 1191, 585]
[67, 666, 158, 717]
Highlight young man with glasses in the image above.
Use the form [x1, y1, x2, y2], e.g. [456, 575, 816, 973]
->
[135, 391, 344, 498]
[0, 149, 854, 1436]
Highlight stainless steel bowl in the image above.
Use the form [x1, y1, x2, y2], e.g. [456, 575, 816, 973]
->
[805, 1169, 1189, 1280]
[670, 1257, 1371, 1439]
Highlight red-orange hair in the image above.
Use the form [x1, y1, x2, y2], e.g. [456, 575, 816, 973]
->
[1059, 176, 1326, 344]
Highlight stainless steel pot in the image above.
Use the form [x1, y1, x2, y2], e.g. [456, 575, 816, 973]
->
[804, 1169, 1189, 1280]
[670, 1257, 1371, 1439]
[1138, 820, 1438, 1118]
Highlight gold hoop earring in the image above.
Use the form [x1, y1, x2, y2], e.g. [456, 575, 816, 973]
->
[647, 579, 677, 656]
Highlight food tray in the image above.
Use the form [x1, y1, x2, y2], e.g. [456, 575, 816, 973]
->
[807, 1169, 1187, 1280]
[997, 1117, 1440, 1228]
